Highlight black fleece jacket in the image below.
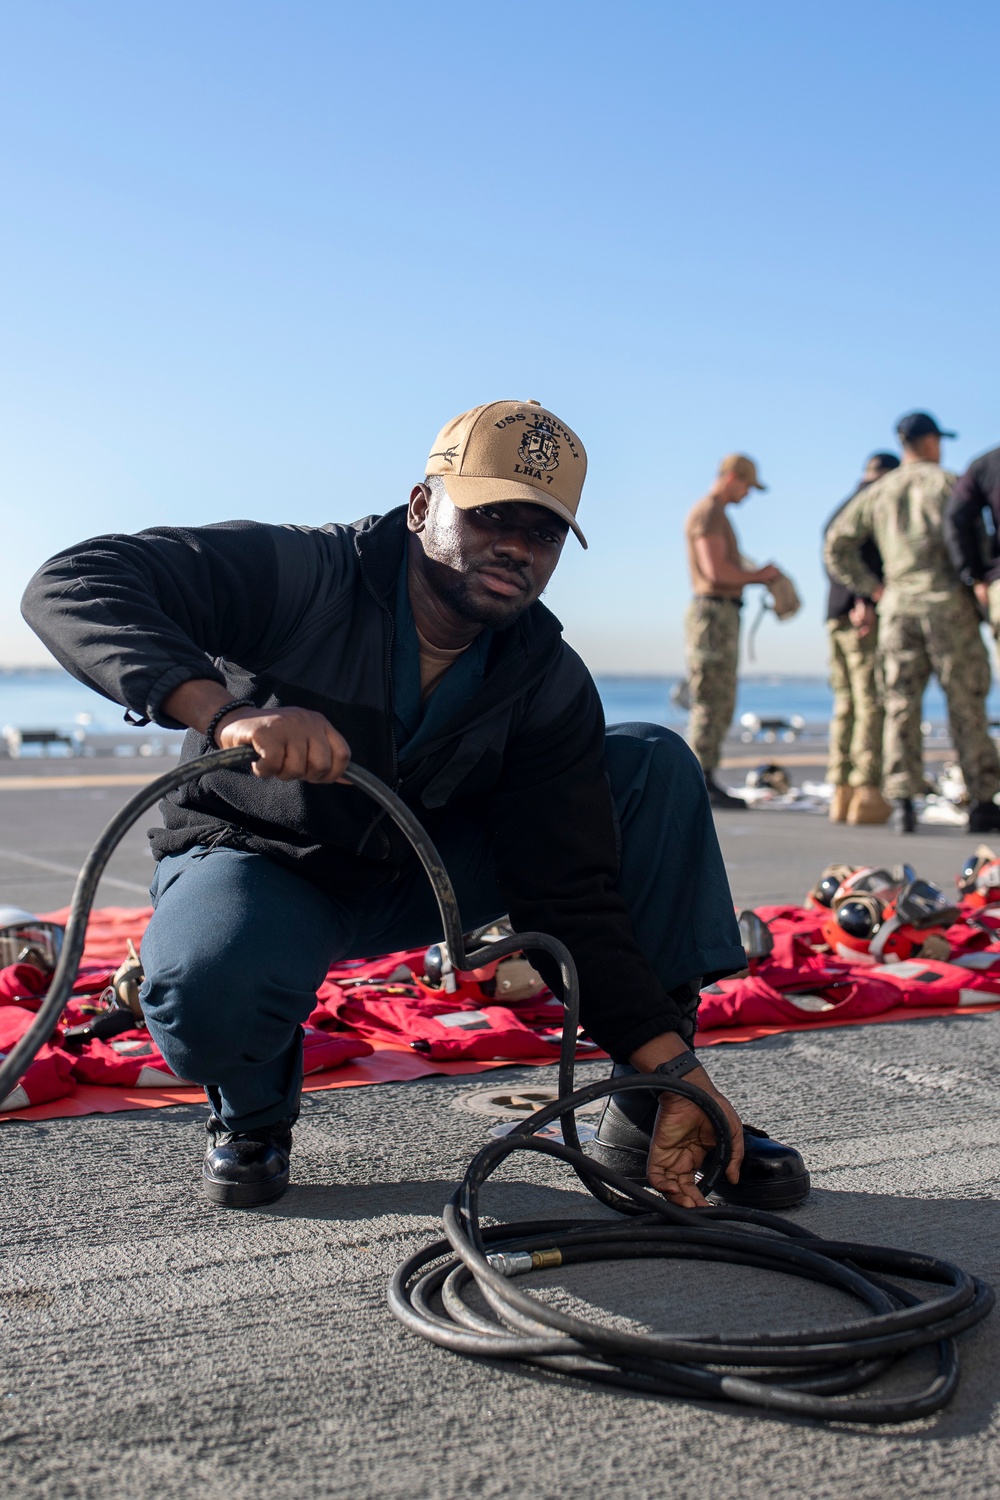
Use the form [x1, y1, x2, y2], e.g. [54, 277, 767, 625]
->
[21, 507, 689, 1059]
[944, 445, 1000, 586]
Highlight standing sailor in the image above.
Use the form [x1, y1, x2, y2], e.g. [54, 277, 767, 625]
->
[826, 412, 1000, 835]
[683, 454, 782, 810]
[823, 452, 899, 825]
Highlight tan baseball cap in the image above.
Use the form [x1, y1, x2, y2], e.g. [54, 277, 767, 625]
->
[425, 399, 588, 547]
[719, 453, 767, 491]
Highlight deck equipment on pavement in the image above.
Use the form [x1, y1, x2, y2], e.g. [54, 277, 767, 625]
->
[0, 746, 993, 1423]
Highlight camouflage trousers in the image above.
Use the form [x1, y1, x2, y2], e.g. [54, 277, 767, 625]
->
[827, 617, 883, 787]
[685, 596, 741, 773]
[879, 593, 1000, 802]
[986, 579, 1000, 669]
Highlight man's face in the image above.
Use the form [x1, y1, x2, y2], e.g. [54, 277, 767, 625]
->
[901, 433, 942, 464]
[721, 474, 752, 504]
[862, 458, 887, 485]
[408, 487, 569, 627]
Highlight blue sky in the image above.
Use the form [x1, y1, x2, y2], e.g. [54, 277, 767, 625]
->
[3, 0, 998, 673]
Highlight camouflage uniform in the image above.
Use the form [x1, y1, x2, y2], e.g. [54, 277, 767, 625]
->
[987, 580, 1000, 671]
[826, 617, 883, 787]
[825, 462, 1000, 802]
[684, 597, 741, 773]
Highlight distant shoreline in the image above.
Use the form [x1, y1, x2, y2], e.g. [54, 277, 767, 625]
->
[0, 665, 835, 684]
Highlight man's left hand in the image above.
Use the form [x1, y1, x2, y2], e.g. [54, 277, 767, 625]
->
[629, 1030, 744, 1209]
[645, 1072, 745, 1208]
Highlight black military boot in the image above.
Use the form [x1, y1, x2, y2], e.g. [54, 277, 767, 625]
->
[968, 799, 1000, 835]
[704, 773, 745, 811]
[890, 797, 916, 834]
[202, 1113, 294, 1208]
[588, 1081, 810, 1210]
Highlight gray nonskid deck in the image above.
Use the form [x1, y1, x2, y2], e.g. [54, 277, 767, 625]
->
[1, 767, 999, 1499]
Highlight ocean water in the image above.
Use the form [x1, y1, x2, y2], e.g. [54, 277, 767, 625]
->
[0, 666, 990, 736]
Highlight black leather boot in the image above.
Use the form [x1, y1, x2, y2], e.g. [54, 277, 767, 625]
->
[202, 1113, 294, 1208]
[890, 797, 916, 834]
[588, 1084, 810, 1210]
[968, 799, 1000, 834]
[704, 774, 745, 811]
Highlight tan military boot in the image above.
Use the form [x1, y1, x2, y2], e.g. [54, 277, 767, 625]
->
[846, 785, 893, 825]
[829, 785, 852, 822]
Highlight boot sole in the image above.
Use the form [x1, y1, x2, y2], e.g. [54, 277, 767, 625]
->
[712, 1171, 811, 1209]
[201, 1166, 290, 1208]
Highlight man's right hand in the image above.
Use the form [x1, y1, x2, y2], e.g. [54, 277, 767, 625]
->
[754, 563, 781, 585]
[849, 599, 877, 637]
[162, 680, 351, 783]
[217, 706, 351, 783]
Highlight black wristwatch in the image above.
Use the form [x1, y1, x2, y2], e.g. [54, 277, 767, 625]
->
[654, 1050, 701, 1083]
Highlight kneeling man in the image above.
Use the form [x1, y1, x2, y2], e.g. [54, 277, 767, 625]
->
[22, 400, 808, 1211]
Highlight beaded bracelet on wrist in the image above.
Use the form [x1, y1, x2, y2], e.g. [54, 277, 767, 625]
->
[204, 698, 256, 749]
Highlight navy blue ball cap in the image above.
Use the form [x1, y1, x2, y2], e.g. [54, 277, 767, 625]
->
[896, 411, 957, 443]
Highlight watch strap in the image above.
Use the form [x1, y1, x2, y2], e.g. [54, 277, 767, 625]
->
[654, 1049, 701, 1083]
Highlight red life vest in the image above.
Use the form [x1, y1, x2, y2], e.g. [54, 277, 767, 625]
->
[309, 944, 586, 1060]
[0, 962, 49, 1004]
[0, 1006, 76, 1110]
[856, 957, 1000, 1007]
[697, 969, 903, 1030]
[70, 1024, 372, 1087]
[326, 986, 564, 1060]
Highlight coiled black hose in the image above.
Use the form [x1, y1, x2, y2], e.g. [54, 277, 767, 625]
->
[1, 748, 993, 1422]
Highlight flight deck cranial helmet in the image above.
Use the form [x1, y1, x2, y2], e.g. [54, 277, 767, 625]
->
[746, 764, 790, 796]
[0, 906, 65, 973]
[957, 846, 1000, 906]
[835, 866, 900, 900]
[822, 894, 888, 961]
[956, 846, 997, 897]
[867, 878, 961, 962]
[823, 878, 958, 963]
[974, 861, 1000, 900]
[422, 940, 546, 1003]
[806, 862, 911, 912]
[806, 864, 858, 910]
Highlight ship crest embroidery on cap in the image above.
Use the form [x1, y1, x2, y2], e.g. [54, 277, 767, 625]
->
[517, 416, 560, 475]
[427, 445, 459, 467]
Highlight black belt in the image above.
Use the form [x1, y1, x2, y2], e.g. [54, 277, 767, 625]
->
[698, 595, 743, 608]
